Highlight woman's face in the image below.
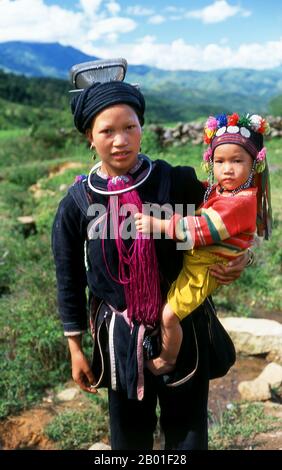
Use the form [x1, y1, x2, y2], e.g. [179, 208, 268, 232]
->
[87, 104, 142, 177]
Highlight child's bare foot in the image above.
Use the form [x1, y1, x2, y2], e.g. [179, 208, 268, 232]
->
[146, 356, 176, 376]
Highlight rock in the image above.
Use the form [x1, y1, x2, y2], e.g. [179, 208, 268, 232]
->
[257, 362, 282, 389]
[219, 317, 282, 362]
[89, 442, 111, 450]
[56, 387, 80, 401]
[238, 362, 282, 401]
[191, 136, 202, 145]
[267, 350, 282, 363]
[17, 216, 37, 237]
[172, 129, 181, 138]
[17, 216, 35, 225]
[59, 184, 68, 192]
[151, 116, 282, 148]
[163, 129, 173, 140]
[182, 123, 190, 134]
[238, 378, 271, 401]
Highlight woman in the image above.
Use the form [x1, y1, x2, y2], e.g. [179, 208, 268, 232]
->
[52, 80, 249, 450]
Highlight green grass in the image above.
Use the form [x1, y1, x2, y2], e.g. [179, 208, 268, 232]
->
[0, 126, 100, 418]
[44, 391, 109, 450]
[0, 129, 28, 140]
[0, 232, 70, 418]
[0, 97, 71, 131]
[44, 399, 278, 450]
[209, 402, 277, 450]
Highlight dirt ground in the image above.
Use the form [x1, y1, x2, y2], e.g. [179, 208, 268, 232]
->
[209, 356, 282, 450]
[0, 388, 94, 450]
[208, 355, 267, 417]
[0, 406, 57, 450]
[0, 356, 281, 450]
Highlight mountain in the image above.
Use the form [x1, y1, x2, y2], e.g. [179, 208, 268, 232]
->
[0, 41, 98, 79]
[0, 41, 281, 96]
[0, 41, 282, 120]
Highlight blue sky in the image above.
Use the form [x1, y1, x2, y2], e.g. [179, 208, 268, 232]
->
[0, 0, 281, 70]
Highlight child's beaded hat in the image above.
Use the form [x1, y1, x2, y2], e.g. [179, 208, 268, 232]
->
[202, 113, 272, 239]
[202, 113, 269, 174]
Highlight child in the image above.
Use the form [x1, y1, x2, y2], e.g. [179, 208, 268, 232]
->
[135, 113, 272, 375]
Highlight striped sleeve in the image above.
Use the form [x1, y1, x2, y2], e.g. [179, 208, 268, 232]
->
[168, 192, 257, 247]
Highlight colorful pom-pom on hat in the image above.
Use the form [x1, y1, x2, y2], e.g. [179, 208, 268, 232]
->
[202, 112, 269, 173]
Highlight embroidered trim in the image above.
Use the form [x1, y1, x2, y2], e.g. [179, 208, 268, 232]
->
[109, 312, 117, 391]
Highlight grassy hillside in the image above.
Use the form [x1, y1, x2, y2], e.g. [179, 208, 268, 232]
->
[143, 84, 269, 123]
[0, 70, 69, 108]
[1, 69, 282, 126]
[269, 94, 282, 116]
[0, 121, 281, 419]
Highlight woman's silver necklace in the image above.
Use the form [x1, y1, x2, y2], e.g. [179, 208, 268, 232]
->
[87, 154, 153, 196]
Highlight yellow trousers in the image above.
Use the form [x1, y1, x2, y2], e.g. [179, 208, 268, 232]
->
[167, 249, 228, 320]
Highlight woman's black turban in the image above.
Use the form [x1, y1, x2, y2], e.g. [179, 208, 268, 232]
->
[71, 81, 145, 133]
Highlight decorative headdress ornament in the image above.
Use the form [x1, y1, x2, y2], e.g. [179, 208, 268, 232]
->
[202, 113, 269, 174]
[202, 113, 272, 239]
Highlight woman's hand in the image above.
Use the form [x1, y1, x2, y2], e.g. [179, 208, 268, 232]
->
[209, 250, 249, 285]
[68, 336, 98, 394]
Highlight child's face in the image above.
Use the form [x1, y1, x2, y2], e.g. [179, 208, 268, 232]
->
[213, 144, 253, 191]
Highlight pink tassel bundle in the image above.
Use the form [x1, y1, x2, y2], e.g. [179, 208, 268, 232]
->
[104, 175, 161, 326]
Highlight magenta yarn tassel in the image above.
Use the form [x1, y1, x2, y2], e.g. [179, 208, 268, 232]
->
[103, 175, 162, 327]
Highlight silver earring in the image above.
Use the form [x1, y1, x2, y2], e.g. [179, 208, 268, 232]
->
[90, 143, 96, 161]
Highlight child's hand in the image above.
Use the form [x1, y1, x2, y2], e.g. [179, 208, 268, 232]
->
[134, 212, 152, 233]
[135, 213, 165, 234]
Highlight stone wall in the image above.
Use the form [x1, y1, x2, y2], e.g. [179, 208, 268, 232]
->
[150, 115, 282, 147]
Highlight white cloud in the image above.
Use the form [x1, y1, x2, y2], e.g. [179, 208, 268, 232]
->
[0, 0, 136, 46]
[104, 32, 118, 43]
[126, 5, 154, 16]
[185, 0, 251, 24]
[90, 36, 282, 71]
[86, 17, 136, 41]
[136, 35, 156, 44]
[80, 0, 103, 17]
[165, 6, 181, 13]
[0, 0, 83, 43]
[148, 15, 165, 25]
[106, 1, 120, 16]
